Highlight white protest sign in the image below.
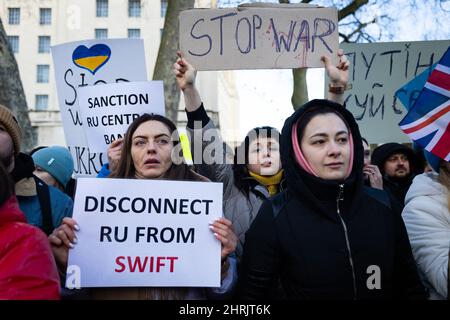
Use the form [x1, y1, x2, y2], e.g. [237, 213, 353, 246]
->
[78, 81, 165, 153]
[335, 40, 450, 144]
[180, 4, 338, 70]
[51, 39, 147, 176]
[66, 178, 222, 288]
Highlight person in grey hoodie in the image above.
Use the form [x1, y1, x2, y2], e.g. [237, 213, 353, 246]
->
[174, 50, 350, 259]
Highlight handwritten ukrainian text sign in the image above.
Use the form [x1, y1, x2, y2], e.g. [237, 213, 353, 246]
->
[338, 40, 450, 143]
[67, 178, 222, 288]
[180, 4, 338, 70]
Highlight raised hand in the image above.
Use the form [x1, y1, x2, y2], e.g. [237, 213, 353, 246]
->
[174, 51, 197, 91]
[321, 48, 350, 87]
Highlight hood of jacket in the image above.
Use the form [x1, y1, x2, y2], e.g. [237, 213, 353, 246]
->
[405, 172, 447, 204]
[280, 99, 365, 221]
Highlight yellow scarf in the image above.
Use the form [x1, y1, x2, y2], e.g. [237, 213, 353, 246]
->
[249, 169, 284, 197]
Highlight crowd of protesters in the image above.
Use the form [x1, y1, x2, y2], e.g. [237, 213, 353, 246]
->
[0, 47, 448, 301]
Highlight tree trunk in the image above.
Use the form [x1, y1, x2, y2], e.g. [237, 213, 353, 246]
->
[152, 0, 195, 123]
[291, 68, 309, 111]
[0, 19, 36, 152]
[283, 0, 370, 110]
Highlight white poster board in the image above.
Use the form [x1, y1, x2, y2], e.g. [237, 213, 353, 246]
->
[66, 178, 222, 288]
[336, 40, 450, 144]
[180, 4, 338, 70]
[78, 81, 165, 153]
[51, 39, 147, 176]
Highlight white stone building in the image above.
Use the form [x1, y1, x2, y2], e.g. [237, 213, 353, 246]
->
[1, 0, 240, 147]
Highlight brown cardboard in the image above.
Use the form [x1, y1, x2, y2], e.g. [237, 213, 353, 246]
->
[179, 5, 339, 71]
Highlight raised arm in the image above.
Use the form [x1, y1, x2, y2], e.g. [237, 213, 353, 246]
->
[322, 48, 350, 105]
[175, 52, 236, 198]
[174, 51, 201, 112]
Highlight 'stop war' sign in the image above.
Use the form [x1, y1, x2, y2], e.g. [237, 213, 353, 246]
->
[180, 4, 339, 71]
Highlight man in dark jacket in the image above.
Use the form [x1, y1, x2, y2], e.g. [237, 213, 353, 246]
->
[0, 104, 73, 235]
[371, 143, 422, 215]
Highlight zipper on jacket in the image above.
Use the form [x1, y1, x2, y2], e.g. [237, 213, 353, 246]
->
[336, 183, 358, 300]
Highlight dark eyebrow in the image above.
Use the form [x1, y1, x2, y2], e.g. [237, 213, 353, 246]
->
[310, 131, 348, 139]
[133, 135, 147, 140]
[154, 134, 170, 139]
[310, 133, 328, 139]
[133, 133, 170, 140]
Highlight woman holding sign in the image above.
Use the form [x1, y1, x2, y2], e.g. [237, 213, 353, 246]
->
[50, 113, 238, 299]
[175, 50, 350, 260]
[236, 99, 426, 299]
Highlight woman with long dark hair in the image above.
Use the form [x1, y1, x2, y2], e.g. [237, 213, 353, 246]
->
[49, 113, 237, 299]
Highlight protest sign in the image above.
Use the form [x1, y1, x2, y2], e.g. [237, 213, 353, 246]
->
[51, 39, 147, 176]
[334, 40, 450, 143]
[66, 178, 223, 288]
[180, 4, 338, 70]
[78, 81, 165, 153]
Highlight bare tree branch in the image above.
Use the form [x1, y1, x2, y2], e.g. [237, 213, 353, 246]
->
[339, 32, 351, 43]
[346, 16, 377, 40]
[338, 0, 369, 20]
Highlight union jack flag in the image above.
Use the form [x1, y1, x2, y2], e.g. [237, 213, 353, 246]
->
[399, 46, 450, 161]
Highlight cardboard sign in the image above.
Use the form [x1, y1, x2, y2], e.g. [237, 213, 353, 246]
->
[51, 39, 147, 176]
[335, 40, 450, 144]
[78, 81, 165, 153]
[180, 4, 339, 70]
[66, 178, 223, 288]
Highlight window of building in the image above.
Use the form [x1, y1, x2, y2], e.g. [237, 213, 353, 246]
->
[161, 0, 168, 17]
[8, 8, 20, 25]
[127, 28, 140, 38]
[95, 28, 108, 39]
[128, 0, 141, 17]
[38, 36, 51, 53]
[7, 36, 19, 53]
[40, 8, 52, 25]
[160, 28, 164, 40]
[35, 95, 49, 110]
[96, 0, 108, 17]
[37, 65, 49, 83]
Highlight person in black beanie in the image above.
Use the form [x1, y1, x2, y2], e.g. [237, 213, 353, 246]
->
[371, 143, 424, 215]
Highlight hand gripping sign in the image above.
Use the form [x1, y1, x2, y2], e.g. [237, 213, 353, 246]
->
[66, 178, 223, 288]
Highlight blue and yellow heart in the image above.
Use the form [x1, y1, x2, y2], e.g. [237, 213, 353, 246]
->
[72, 44, 111, 75]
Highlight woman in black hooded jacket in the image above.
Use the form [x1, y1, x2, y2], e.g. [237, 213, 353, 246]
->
[237, 99, 426, 300]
